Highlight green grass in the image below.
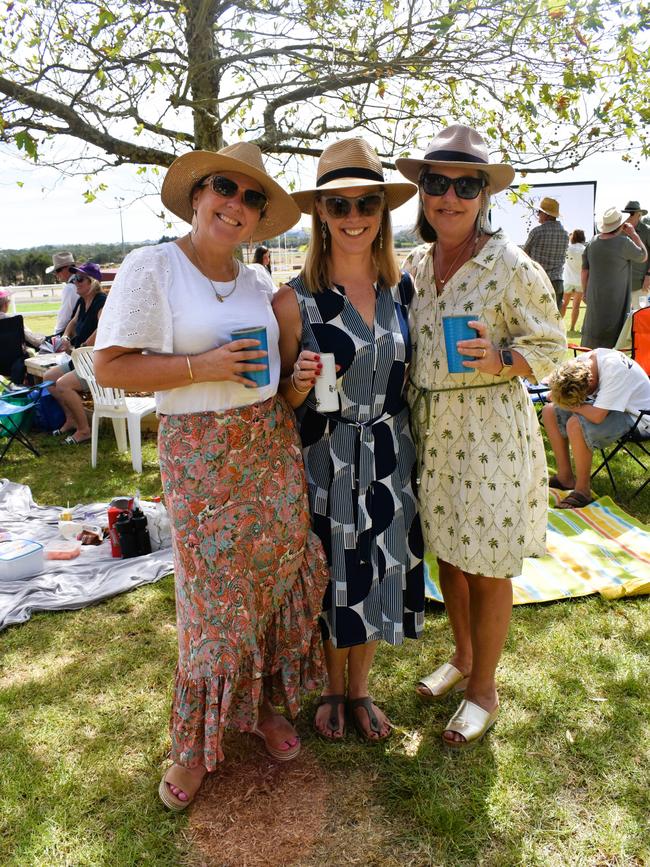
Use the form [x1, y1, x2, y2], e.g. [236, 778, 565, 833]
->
[1, 312, 649, 865]
[16, 302, 60, 314]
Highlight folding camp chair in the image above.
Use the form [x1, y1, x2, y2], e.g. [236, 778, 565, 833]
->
[525, 380, 550, 419]
[0, 395, 40, 460]
[631, 306, 650, 374]
[591, 409, 650, 499]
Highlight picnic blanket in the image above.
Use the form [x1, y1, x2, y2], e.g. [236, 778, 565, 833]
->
[0, 480, 174, 631]
[425, 489, 650, 604]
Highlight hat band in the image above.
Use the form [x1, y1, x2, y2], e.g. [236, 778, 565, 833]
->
[317, 166, 384, 187]
[423, 148, 487, 165]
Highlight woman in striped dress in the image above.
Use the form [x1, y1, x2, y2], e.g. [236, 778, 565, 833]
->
[273, 138, 425, 741]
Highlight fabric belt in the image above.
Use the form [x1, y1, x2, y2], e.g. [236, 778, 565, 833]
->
[305, 400, 405, 565]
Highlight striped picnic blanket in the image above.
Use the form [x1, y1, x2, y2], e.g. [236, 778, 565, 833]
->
[425, 489, 650, 604]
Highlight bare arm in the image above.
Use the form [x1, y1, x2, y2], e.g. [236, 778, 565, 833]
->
[271, 284, 319, 408]
[94, 338, 269, 391]
[571, 403, 609, 424]
[581, 268, 589, 294]
[620, 221, 648, 260]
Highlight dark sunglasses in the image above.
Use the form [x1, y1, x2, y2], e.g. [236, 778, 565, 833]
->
[320, 192, 385, 219]
[71, 274, 89, 284]
[420, 173, 485, 200]
[54, 265, 69, 274]
[201, 175, 268, 212]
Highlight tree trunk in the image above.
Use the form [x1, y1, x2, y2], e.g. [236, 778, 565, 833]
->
[184, 0, 223, 151]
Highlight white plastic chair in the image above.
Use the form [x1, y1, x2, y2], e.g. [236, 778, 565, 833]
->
[71, 347, 156, 473]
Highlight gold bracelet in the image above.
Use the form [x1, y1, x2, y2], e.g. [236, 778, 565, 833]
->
[290, 372, 311, 394]
[186, 355, 194, 382]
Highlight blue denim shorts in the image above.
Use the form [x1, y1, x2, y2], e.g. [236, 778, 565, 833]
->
[553, 407, 635, 450]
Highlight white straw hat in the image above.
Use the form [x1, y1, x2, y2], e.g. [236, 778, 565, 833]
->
[598, 207, 626, 233]
[161, 142, 301, 242]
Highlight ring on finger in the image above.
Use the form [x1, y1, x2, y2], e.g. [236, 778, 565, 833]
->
[480, 348, 487, 359]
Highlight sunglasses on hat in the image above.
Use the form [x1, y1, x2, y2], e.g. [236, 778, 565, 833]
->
[201, 175, 268, 212]
[420, 173, 485, 200]
[320, 192, 385, 219]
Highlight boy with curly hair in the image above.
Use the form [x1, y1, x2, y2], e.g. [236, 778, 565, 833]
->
[542, 349, 650, 508]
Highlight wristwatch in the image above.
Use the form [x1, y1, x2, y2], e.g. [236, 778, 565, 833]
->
[497, 348, 514, 376]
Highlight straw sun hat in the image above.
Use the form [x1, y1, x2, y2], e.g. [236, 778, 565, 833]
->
[597, 207, 626, 233]
[395, 124, 515, 194]
[161, 142, 301, 242]
[291, 138, 417, 213]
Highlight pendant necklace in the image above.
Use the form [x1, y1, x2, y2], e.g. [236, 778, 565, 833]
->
[188, 234, 239, 303]
[434, 231, 477, 287]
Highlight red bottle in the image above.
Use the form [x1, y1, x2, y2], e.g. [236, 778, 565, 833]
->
[107, 496, 133, 558]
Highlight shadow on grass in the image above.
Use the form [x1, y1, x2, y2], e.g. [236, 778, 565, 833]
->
[0, 578, 184, 866]
[346, 595, 650, 865]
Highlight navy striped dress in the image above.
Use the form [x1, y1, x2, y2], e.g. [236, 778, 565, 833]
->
[288, 273, 425, 648]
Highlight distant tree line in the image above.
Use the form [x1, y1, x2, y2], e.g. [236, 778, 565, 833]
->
[0, 238, 175, 286]
[1, 227, 418, 286]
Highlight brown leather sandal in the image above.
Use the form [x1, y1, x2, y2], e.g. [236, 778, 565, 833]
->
[314, 693, 346, 740]
[347, 696, 393, 742]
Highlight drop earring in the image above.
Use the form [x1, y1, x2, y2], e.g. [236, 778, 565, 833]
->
[191, 209, 198, 236]
[378, 225, 383, 250]
[321, 220, 328, 251]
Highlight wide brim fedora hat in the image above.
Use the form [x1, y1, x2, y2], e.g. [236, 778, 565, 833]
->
[46, 251, 75, 274]
[622, 200, 648, 216]
[161, 142, 301, 242]
[395, 124, 515, 194]
[598, 207, 626, 233]
[291, 138, 417, 213]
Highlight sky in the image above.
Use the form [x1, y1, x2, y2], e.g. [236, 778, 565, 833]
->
[2, 143, 649, 251]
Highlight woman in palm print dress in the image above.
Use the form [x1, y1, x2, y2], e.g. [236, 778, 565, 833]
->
[396, 125, 566, 747]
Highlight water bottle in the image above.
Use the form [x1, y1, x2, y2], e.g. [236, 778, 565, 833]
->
[131, 507, 152, 556]
[115, 510, 138, 559]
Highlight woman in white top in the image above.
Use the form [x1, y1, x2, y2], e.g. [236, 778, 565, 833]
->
[94, 143, 329, 811]
[561, 229, 586, 333]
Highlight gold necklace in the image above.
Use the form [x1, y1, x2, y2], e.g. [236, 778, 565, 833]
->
[434, 232, 477, 286]
[188, 234, 239, 303]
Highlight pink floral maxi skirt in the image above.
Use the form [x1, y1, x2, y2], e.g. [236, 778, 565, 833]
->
[158, 396, 329, 771]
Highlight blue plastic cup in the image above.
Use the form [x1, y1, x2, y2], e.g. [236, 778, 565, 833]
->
[230, 325, 269, 387]
[442, 315, 478, 374]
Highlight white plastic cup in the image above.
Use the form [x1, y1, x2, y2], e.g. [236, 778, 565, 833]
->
[314, 353, 339, 412]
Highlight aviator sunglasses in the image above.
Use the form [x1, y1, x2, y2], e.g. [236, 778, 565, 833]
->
[420, 173, 485, 200]
[320, 192, 385, 219]
[201, 175, 268, 212]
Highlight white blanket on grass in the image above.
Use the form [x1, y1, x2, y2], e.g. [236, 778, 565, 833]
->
[0, 480, 174, 631]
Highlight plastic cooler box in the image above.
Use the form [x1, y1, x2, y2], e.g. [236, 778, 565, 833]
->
[0, 539, 44, 580]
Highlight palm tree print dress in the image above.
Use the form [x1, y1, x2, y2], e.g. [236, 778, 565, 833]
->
[408, 232, 567, 579]
[288, 273, 425, 648]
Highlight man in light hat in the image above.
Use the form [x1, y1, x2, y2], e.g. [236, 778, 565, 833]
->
[46, 251, 78, 335]
[523, 197, 569, 310]
[621, 200, 650, 308]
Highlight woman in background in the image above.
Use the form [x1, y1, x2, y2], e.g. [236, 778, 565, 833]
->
[581, 207, 647, 349]
[253, 245, 272, 275]
[561, 229, 586, 333]
[44, 262, 106, 444]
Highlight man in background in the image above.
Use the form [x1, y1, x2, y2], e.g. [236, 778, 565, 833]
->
[523, 197, 569, 310]
[46, 251, 77, 335]
[621, 200, 650, 309]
